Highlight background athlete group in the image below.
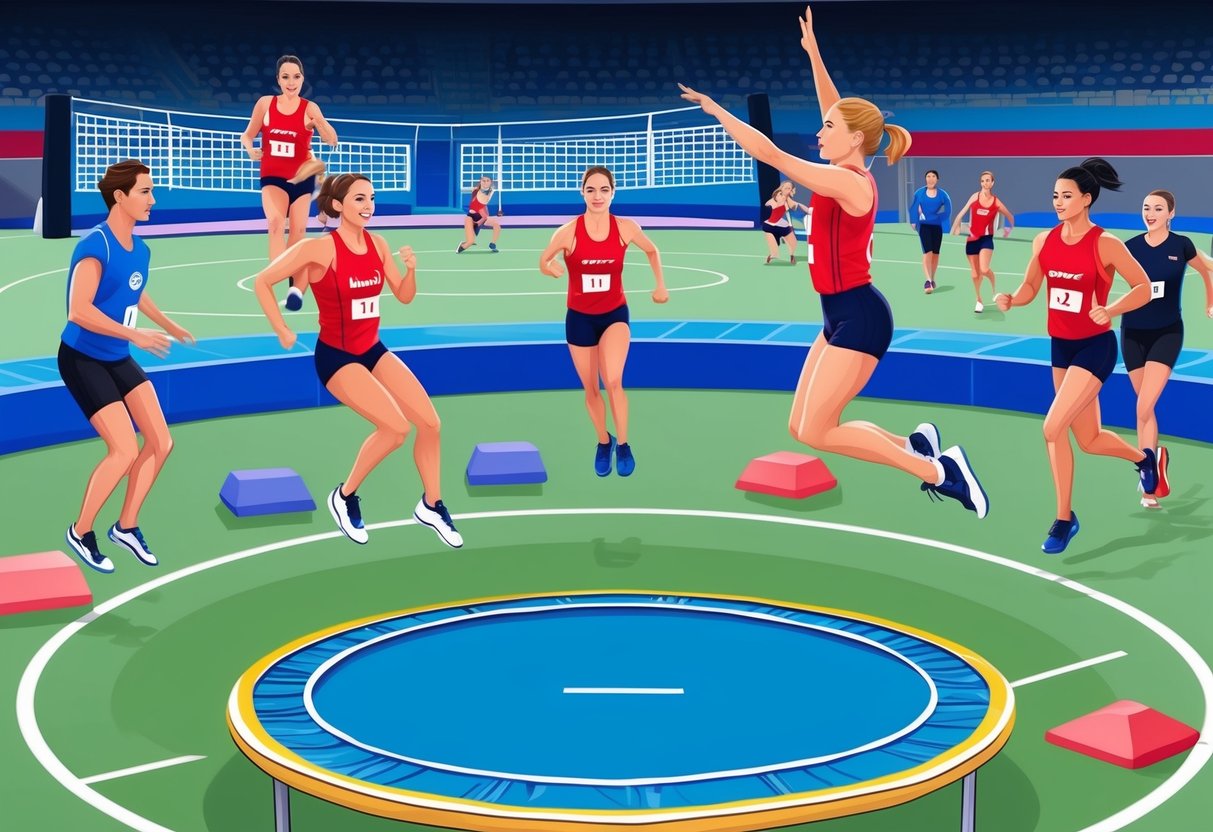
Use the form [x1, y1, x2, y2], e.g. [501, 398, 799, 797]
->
[57, 4, 1213, 574]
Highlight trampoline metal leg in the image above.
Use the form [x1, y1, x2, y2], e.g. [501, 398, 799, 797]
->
[274, 779, 291, 832]
[961, 771, 977, 832]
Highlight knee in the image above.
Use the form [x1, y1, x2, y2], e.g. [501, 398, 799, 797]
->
[600, 374, 624, 393]
[1136, 401, 1155, 423]
[383, 419, 410, 447]
[288, 219, 307, 238]
[1073, 430, 1099, 453]
[109, 440, 139, 472]
[416, 413, 441, 436]
[266, 216, 286, 236]
[583, 385, 603, 401]
[792, 421, 828, 449]
[148, 432, 174, 459]
[1042, 419, 1067, 445]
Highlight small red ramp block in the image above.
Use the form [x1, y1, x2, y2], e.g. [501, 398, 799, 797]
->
[1045, 700, 1200, 768]
[735, 451, 837, 499]
[0, 551, 93, 616]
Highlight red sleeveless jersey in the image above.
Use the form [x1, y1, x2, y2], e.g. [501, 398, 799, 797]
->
[1038, 224, 1112, 340]
[313, 229, 386, 354]
[565, 214, 627, 314]
[967, 195, 1000, 240]
[469, 189, 489, 214]
[807, 165, 876, 295]
[260, 96, 313, 180]
[767, 203, 788, 225]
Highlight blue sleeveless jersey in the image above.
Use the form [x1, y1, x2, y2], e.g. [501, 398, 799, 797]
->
[61, 223, 151, 361]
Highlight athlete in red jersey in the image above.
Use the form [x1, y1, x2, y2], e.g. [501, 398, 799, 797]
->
[456, 175, 503, 254]
[538, 166, 668, 477]
[996, 158, 1153, 554]
[253, 173, 463, 550]
[241, 55, 338, 311]
[679, 5, 988, 518]
[761, 181, 803, 265]
[952, 171, 1015, 312]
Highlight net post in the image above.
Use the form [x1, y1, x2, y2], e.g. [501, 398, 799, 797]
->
[165, 111, 175, 190]
[41, 94, 73, 238]
[746, 93, 778, 229]
[496, 126, 504, 210]
[645, 114, 655, 188]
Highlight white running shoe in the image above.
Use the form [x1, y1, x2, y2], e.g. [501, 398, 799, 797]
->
[974, 300, 984, 313]
[107, 523, 159, 566]
[328, 484, 369, 544]
[66, 524, 114, 574]
[414, 496, 463, 549]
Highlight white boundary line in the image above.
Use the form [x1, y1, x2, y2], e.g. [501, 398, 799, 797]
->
[564, 687, 684, 695]
[16, 508, 1213, 832]
[80, 756, 206, 785]
[1011, 651, 1129, 689]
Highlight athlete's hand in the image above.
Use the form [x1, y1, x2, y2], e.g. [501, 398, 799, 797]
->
[247, 147, 262, 161]
[994, 292, 1012, 313]
[652, 286, 669, 304]
[1089, 304, 1110, 326]
[1002, 226, 1012, 238]
[131, 329, 171, 358]
[275, 327, 297, 351]
[167, 323, 196, 347]
[799, 6, 817, 52]
[1205, 302, 1212, 318]
[678, 84, 720, 116]
[398, 245, 417, 271]
[911, 223, 917, 232]
[542, 260, 565, 279]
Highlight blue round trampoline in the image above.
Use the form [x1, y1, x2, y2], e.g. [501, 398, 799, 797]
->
[228, 592, 1015, 831]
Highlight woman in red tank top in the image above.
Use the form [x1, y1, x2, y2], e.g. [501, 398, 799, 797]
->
[951, 171, 1015, 313]
[538, 166, 669, 477]
[679, 4, 989, 518]
[456, 175, 504, 254]
[995, 158, 1153, 554]
[240, 55, 338, 312]
[252, 174, 464, 551]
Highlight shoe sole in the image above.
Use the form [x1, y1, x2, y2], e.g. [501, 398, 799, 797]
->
[107, 526, 159, 567]
[1155, 447, 1171, 498]
[913, 423, 942, 458]
[66, 528, 114, 574]
[328, 489, 368, 545]
[413, 510, 464, 549]
[945, 446, 989, 519]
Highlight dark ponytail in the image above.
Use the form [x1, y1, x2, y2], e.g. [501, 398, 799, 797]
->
[1058, 157, 1122, 207]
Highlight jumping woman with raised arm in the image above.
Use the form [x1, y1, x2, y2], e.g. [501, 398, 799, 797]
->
[680, 3, 988, 518]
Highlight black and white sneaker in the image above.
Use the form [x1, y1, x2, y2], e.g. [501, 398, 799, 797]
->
[328, 484, 368, 544]
[923, 446, 989, 519]
[414, 496, 464, 548]
[907, 422, 942, 458]
[108, 523, 159, 566]
[66, 524, 114, 574]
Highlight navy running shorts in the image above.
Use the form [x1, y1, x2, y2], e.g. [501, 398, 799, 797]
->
[57, 341, 149, 420]
[1121, 321, 1184, 372]
[819, 282, 895, 360]
[566, 304, 630, 348]
[314, 339, 390, 387]
[1051, 331, 1118, 383]
[261, 175, 316, 205]
[918, 223, 943, 254]
[965, 234, 994, 256]
[762, 223, 793, 240]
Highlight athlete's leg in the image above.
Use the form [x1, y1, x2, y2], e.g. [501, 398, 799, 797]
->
[75, 403, 139, 534]
[371, 352, 444, 505]
[116, 381, 174, 528]
[596, 322, 631, 445]
[568, 344, 609, 442]
[325, 364, 411, 495]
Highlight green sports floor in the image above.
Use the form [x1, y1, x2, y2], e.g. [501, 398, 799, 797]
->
[0, 225, 1210, 831]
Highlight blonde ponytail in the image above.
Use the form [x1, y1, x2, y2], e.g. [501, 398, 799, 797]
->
[882, 124, 912, 165]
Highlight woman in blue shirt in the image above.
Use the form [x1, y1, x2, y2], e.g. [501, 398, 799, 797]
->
[59, 160, 195, 574]
[909, 170, 951, 294]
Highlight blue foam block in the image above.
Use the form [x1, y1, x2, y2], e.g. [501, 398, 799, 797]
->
[466, 442, 547, 486]
[219, 468, 316, 516]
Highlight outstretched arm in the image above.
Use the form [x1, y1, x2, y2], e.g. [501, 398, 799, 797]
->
[254, 237, 332, 347]
[798, 5, 840, 120]
[996, 231, 1049, 311]
[679, 84, 871, 215]
[620, 219, 668, 303]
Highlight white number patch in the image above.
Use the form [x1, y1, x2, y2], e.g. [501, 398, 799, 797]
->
[1048, 287, 1084, 313]
[803, 209, 813, 265]
[582, 273, 611, 293]
[122, 304, 139, 328]
[1150, 281, 1166, 299]
[351, 297, 380, 320]
[269, 140, 295, 158]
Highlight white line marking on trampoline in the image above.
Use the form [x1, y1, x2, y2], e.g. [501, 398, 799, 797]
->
[564, 687, 684, 695]
[1010, 651, 1128, 688]
[80, 756, 206, 785]
[17, 508, 1212, 832]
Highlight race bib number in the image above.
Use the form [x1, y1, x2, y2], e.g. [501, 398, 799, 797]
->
[1150, 281, 1166, 299]
[351, 297, 380, 320]
[122, 304, 139, 328]
[269, 140, 295, 158]
[582, 273, 611, 294]
[1048, 287, 1083, 313]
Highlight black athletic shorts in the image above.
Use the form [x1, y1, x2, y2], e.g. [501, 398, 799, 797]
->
[57, 341, 149, 420]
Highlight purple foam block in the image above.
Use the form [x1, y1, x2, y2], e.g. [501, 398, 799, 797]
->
[466, 442, 547, 486]
[220, 468, 316, 517]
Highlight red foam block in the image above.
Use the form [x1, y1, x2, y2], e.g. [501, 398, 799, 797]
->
[0, 551, 93, 616]
[1045, 700, 1200, 768]
[735, 451, 837, 499]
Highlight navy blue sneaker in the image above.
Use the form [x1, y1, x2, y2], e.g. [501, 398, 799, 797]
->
[284, 285, 304, 311]
[489, 242, 499, 253]
[616, 442, 635, 477]
[1136, 448, 1158, 496]
[595, 434, 615, 477]
[1042, 512, 1080, 555]
[923, 446, 989, 519]
[456, 242, 469, 253]
[908, 422, 942, 458]
[66, 524, 114, 574]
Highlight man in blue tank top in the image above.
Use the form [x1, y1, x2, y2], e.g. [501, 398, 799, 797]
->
[58, 160, 195, 574]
